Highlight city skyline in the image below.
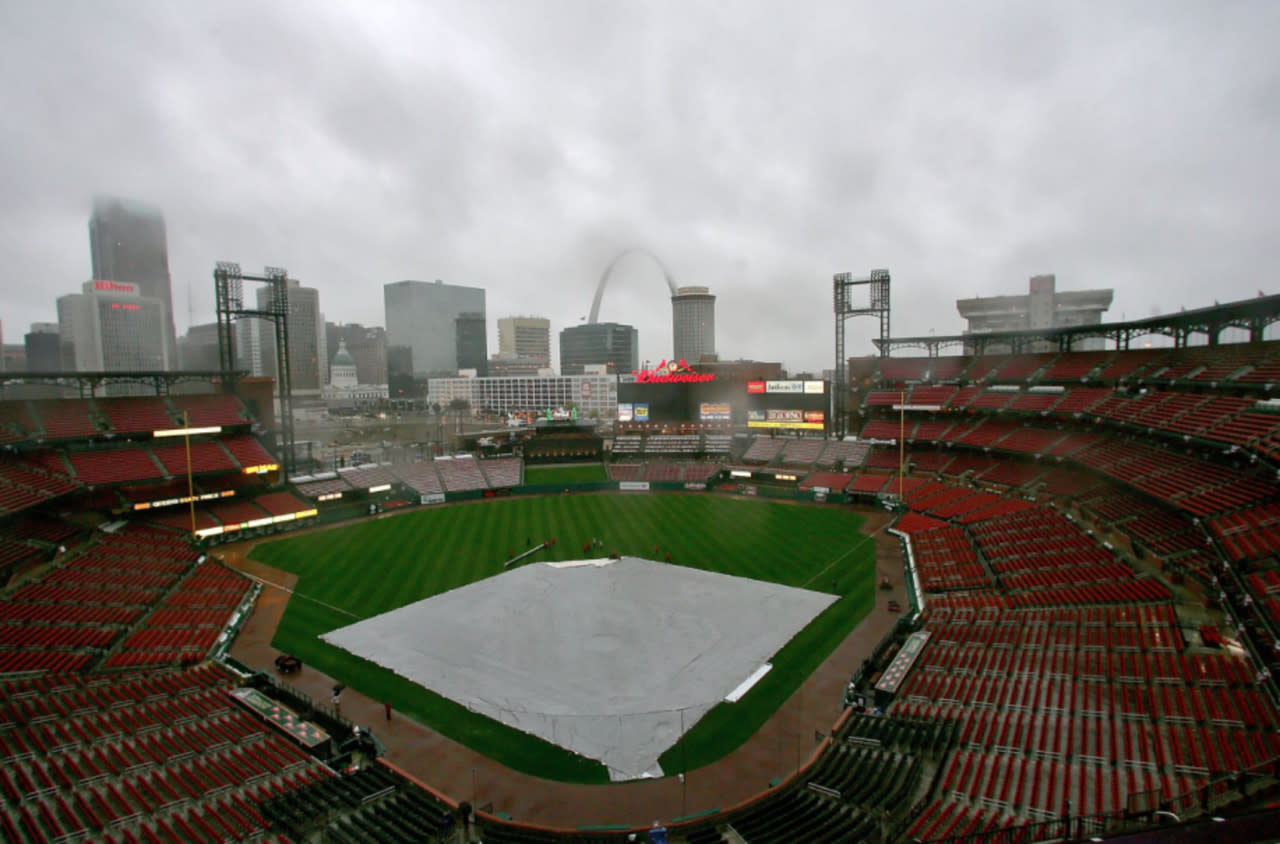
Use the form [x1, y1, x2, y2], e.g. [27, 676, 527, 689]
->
[2, 3, 1279, 374]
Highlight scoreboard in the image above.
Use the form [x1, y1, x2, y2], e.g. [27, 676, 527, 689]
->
[617, 375, 828, 432]
[744, 380, 827, 431]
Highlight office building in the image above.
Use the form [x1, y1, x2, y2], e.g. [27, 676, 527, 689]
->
[671, 286, 716, 363]
[383, 280, 485, 376]
[57, 280, 171, 373]
[88, 197, 177, 365]
[24, 324, 61, 373]
[559, 322, 638, 375]
[455, 312, 488, 376]
[253, 279, 326, 395]
[956, 274, 1113, 352]
[498, 316, 551, 363]
[178, 322, 221, 371]
[428, 372, 619, 420]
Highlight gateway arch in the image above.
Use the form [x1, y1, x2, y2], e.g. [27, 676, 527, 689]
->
[588, 248, 678, 324]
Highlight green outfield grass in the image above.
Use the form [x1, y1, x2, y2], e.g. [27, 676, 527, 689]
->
[522, 463, 609, 484]
[250, 493, 877, 783]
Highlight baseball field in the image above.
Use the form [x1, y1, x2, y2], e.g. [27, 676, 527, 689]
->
[249, 491, 877, 783]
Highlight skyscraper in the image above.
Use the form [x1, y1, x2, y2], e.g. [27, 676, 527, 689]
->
[455, 312, 488, 376]
[57, 280, 171, 373]
[559, 322, 638, 375]
[498, 316, 551, 364]
[24, 324, 61, 373]
[177, 322, 222, 371]
[88, 198, 176, 366]
[254, 279, 326, 395]
[383, 280, 486, 376]
[671, 286, 716, 363]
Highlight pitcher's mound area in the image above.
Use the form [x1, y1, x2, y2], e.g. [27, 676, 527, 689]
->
[323, 556, 836, 780]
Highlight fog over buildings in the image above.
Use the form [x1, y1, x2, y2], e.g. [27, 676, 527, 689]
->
[2, 2, 1279, 374]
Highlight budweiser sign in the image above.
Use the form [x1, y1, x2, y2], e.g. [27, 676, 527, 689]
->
[633, 358, 715, 383]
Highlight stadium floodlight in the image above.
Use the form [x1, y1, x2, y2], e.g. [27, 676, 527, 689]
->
[153, 425, 223, 438]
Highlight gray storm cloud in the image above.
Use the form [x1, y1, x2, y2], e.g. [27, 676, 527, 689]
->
[1, 0, 1277, 370]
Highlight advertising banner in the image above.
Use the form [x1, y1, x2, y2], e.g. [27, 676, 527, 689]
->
[699, 402, 732, 421]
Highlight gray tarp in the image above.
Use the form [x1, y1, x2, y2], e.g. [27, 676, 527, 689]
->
[323, 557, 836, 780]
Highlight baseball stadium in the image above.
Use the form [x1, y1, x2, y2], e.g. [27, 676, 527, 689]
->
[2, 287, 1280, 844]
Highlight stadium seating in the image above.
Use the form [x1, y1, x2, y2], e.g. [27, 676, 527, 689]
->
[480, 456, 522, 488]
[295, 475, 353, 498]
[434, 455, 487, 491]
[67, 448, 166, 486]
[253, 492, 311, 517]
[31, 399, 101, 441]
[220, 435, 277, 469]
[169, 393, 251, 427]
[815, 439, 870, 468]
[390, 461, 443, 495]
[741, 436, 786, 464]
[96, 398, 176, 435]
[149, 439, 238, 476]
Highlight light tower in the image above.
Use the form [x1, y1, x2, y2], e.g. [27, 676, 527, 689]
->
[833, 269, 891, 438]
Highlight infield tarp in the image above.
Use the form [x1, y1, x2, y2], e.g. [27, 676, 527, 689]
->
[322, 556, 836, 780]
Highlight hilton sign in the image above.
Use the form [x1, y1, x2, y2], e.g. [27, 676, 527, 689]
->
[93, 280, 137, 294]
[632, 359, 716, 384]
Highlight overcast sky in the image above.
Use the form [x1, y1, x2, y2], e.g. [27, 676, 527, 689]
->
[2, 1, 1278, 373]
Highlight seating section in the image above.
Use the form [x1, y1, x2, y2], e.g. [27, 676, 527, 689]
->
[295, 475, 353, 498]
[480, 456, 522, 488]
[169, 394, 250, 427]
[741, 436, 785, 464]
[0, 454, 80, 516]
[68, 449, 166, 487]
[96, 398, 175, 436]
[0, 401, 37, 445]
[604, 462, 719, 484]
[220, 435, 277, 470]
[32, 400, 100, 441]
[339, 464, 399, 491]
[606, 463, 642, 481]
[799, 472, 854, 493]
[390, 461, 442, 495]
[815, 439, 870, 468]
[0, 663, 335, 844]
[779, 438, 825, 465]
[262, 763, 455, 842]
[150, 440, 238, 477]
[0, 526, 251, 674]
[869, 341, 1280, 393]
[434, 455, 487, 492]
[642, 434, 703, 455]
[1209, 501, 1280, 563]
[253, 492, 311, 517]
[892, 599, 1280, 829]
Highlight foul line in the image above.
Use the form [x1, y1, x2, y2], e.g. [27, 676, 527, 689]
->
[245, 573, 362, 620]
[801, 517, 893, 592]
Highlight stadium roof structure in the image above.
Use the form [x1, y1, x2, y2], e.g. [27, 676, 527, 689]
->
[0, 369, 250, 396]
[873, 293, 1280, 356]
